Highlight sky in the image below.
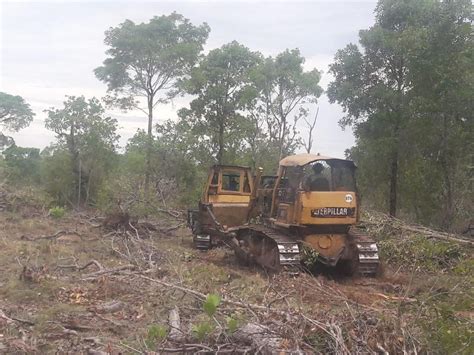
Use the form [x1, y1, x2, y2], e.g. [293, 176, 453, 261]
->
[0, 0, 378, 158]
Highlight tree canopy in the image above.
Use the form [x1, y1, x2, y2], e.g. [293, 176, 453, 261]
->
[253, 49, 323, 160]
[328, 0, 473, 227]
[44, 96, 119, 205]
[0, 92, 35, 132]
[95, 13, 210, 195]
[0, 92, 35, 151]
[179, 41, 262, 164]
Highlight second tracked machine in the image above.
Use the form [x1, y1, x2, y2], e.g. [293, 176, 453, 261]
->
[187, 153, 380, 276]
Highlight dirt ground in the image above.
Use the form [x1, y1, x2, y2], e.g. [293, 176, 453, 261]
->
[0, 204, 472, 354]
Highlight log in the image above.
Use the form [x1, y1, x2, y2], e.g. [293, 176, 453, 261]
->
[168, 306, 183, 342]
[94, 300, 125, 314]
[233, 323, 282, 354]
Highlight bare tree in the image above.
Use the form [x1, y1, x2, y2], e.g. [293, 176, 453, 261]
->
[302, 107, 318, 154]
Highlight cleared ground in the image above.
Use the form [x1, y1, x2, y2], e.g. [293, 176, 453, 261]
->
[0, 195, 472, 354]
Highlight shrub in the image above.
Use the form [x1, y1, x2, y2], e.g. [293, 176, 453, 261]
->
[49, 206, 65, 219]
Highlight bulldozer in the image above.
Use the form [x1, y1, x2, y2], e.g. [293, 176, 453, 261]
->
[187, 153, 379, 276]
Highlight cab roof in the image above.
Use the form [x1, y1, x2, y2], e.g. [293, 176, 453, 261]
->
[279, 153, 354, 167]
[211, 164, 251, 170]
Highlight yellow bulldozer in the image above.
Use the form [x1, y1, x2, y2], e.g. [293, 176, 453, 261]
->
[187, 153, 379, 276]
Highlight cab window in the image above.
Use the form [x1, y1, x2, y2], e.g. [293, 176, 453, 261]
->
[221, 171, 241, 192]
[330, 161, 356, 191]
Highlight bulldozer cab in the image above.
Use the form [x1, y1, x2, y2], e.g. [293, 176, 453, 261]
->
[200, 165, 254, 228]
[271, 154, 358, 227]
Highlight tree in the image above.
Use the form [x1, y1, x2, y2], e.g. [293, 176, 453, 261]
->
[179, 41, 262, 164]
[406, 0, 473, 228]
[252, 49, 322, 160]
[94, 13, 210, 195]
[329, 0, 473, 228]
[2, 145, 41, 184]
[0, 92, 35, 150]
[45, 96, 119, 206]
[0, 92, 34, 132]
[327, 0, 432, 216]
[302, 107, 318, 154]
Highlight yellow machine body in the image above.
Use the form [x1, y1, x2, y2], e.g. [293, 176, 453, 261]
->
[189, 154, 379, 275]
[267, 154, 360, 264]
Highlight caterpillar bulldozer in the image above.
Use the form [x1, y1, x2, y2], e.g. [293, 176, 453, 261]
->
[187, 153, 379, 276]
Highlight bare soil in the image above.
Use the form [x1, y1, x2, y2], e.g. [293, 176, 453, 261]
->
[0, 203, 472, 354]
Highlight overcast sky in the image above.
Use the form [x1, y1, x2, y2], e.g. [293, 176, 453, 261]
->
[1, 0, 377, 158]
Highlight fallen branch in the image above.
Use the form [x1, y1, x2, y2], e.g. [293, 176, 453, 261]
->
[156, 208, 183, 219]
[157, 343, 213, 353]
[130, 272, 339, 347]
[374, 292, 417, 303]
[81, 264, 136, 280]
[364, 211, 474, 246]
[57, 259, 104, 272]
[21, 230, 83, 241]
[0, 309, 35, 326]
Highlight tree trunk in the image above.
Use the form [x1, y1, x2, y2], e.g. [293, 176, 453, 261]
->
[77, 157, 82, 208]
[440, 114, 454, 229]
[144, 95, 153, 205]
[389, 119, 401, 217]
[68, 119, 80, 207]
[389, 148, 398, 217]
[217, 120, 224, 164]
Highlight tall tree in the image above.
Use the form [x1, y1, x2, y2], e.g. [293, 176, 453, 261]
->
[252, 49, 322, 160]
[179, 41, 262, 164]
[0, 92, 35, 150]
[327, 0, 432, 216]
[45, 96, 119, 206]
[407, 0, 473, 227]
[94, 13, 210, 195]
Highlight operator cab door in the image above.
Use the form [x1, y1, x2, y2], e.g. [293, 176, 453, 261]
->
[274, 166, 302, 225]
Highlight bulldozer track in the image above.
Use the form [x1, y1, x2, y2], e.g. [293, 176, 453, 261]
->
[193, 234, 211, 250]
[349, 228, 380, 276]
[238, 224, 301, 273]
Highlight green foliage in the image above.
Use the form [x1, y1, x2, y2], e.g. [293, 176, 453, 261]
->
[0, 92, 35, 132]
[413, 274, 474, 354]
[2, 145, 41, 184]
[179, 41, 262, 164]
[192, 321, 214, 341]
[203, 293, 221, 317]
[40, 149, 75, 205]
[329, 0, 473, 228]
[49, 206, 65, 219]
[189, 293, 222, 341]
[145, 324, 168, 349]
[95, 13, 210, 105]
[95, 13, 210, 192]
[426, 317, 472, 355]
[252, 49, 323, 159]
[301, 245, 319, 268]
[378, 233, 465, 273]
[44, 96, 119, 206]
[226, 315, 239, 334]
